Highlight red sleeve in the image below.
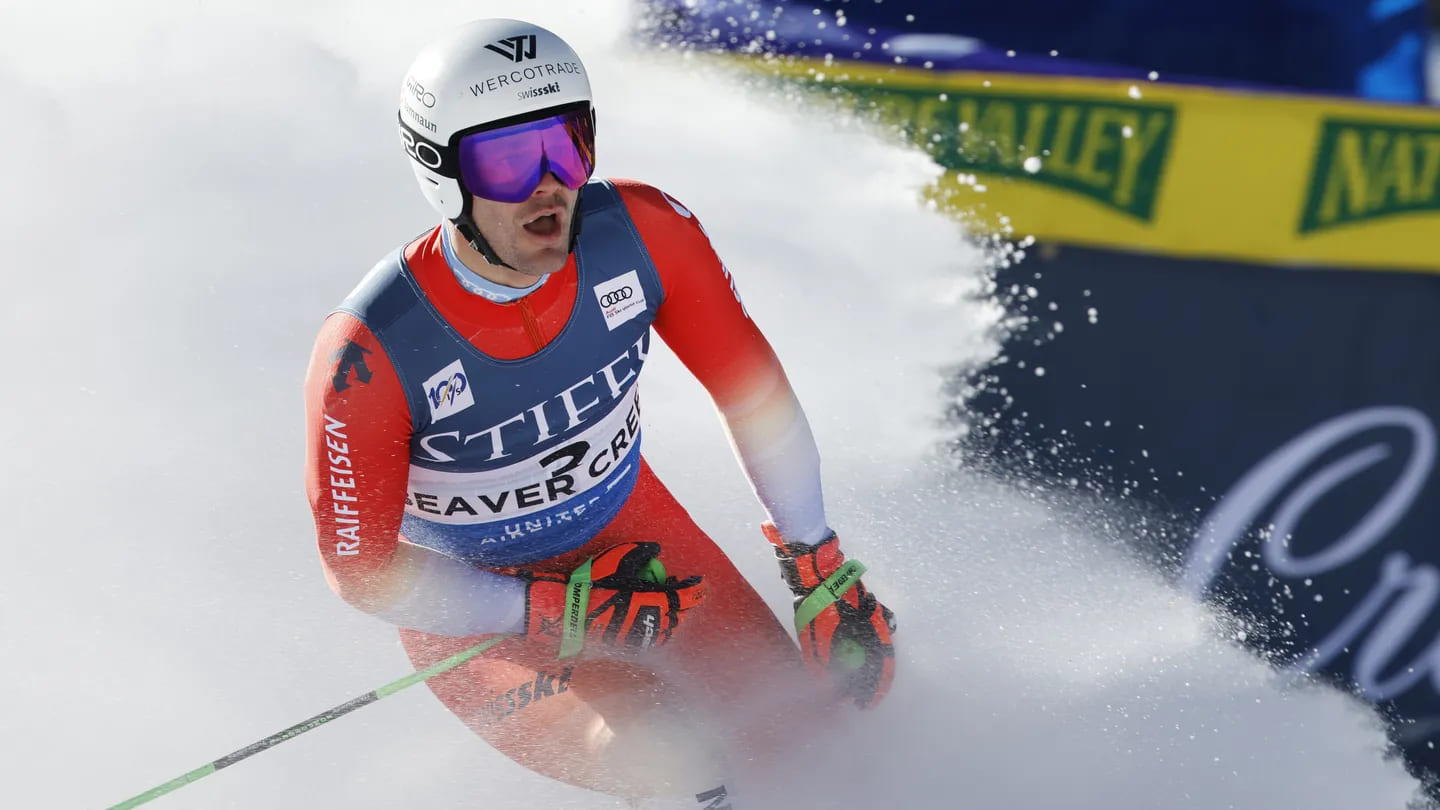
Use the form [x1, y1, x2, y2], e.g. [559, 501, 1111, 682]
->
[303, 312, 414, 608]
[615, 179, 788, 410]
[616, 180, 832, 545]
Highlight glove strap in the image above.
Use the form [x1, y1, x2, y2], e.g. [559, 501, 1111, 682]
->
[558, 558, 593, 660]
[793, 558, 868, 631]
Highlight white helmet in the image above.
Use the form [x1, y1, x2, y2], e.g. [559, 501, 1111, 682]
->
[398, 19, 595, 260]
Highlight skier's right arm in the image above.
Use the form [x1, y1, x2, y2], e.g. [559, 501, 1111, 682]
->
[303, 312, 527, 636]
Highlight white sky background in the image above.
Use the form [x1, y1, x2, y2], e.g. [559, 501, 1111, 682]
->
[0, 0, 1429, 808]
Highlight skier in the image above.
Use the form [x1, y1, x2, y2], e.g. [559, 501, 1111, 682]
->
[303, 17, 896, 805]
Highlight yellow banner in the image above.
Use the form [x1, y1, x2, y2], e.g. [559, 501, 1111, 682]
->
[737, 57, 1440, 274]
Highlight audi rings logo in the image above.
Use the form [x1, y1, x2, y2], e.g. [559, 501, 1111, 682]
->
[600, 287, 633, 308]
[405, 76, 436, 108]
[593, 271, 647, 331]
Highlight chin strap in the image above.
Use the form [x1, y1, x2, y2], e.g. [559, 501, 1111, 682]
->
[454, 215, 511, 268]
[453, 185, 587, 271]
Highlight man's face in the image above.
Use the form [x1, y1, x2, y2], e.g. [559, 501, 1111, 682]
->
[468, 173, 579, 276]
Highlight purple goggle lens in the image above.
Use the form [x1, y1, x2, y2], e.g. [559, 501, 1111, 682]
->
[457, 108, 595, 204]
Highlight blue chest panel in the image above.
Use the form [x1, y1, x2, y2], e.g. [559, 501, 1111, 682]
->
[338, 181, 665, 565]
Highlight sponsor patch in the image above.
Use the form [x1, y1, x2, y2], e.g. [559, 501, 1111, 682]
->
[593, 270, 647, 331]
[423, 359, 475, 422]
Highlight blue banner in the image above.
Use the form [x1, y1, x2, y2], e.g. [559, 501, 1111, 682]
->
[640, 0, 1431, 101]
[971, 244, 1440, 783]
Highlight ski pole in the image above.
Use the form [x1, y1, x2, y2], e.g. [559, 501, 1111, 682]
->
[105, 634, 510, 810]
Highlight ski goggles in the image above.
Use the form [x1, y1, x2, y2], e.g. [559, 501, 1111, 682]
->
[456, 105, 596, 204]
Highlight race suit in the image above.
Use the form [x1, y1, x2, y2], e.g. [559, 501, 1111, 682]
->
[303, 179, 827, 793]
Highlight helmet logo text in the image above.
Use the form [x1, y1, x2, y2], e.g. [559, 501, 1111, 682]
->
[486, 35, 537, 63]
[399, 123, 445, 172]
[469, 61, 582, 97]
[404, 76, 436, 108]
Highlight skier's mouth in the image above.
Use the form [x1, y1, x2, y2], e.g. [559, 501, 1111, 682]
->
[523, 213, 562, 238]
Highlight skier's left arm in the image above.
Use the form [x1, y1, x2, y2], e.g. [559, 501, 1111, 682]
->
[619, 180, 896, 708]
